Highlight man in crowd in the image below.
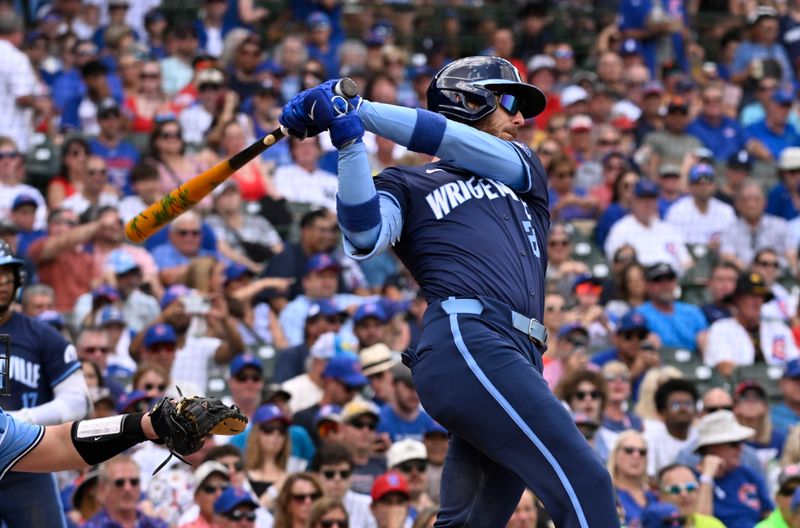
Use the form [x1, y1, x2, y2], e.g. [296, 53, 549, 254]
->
[645, 378, 699, 478]
[89, 99, 139, 194]
[360, 343, 398, 407]
[370, 472, 412, 528]
[353, 301, 391, 349]
[212, 486, 260, 528]
[312, 441, 375, 528]
[591, 311, 660, 395]
[701, 261, 739, 324]
[178, 461, 231, 528]
[772, 359, 800, 436]
[665, 163, 736, 246]
[274, 301, 345, 384]
[340, 400, 387, 495]
[756, 464, 800, 528]
[378, 364, 436, 442]
[386, 439, 434, 520]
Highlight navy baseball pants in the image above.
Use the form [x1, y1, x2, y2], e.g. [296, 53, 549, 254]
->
[403, 296, 618, 528]
[0, 471, 67, 527]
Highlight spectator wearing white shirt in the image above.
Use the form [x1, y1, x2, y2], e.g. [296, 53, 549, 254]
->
[705, 272, 798, 377]
[0, 137, 47, 229]
[179, 68, 241, 146]
[312, 441, 376, 528]
[274, 136, 338, 211]
[605, 179, 692, 275]
[61, 155, 119, 218]
[665, 163, 736, 247]
[644, 378, 700, 479]
[0, 12, 42, 153]
[118, 161, 162, 222]
[751, 248, 798, 323]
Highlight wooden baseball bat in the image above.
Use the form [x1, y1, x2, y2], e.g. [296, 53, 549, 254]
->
[124, 78, 358, 243]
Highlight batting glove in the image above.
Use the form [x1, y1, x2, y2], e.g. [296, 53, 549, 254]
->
[329, 107, 365, 149]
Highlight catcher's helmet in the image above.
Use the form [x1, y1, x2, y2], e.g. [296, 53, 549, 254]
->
[427, 56, 547, 124]
[0, 240, 26, 292]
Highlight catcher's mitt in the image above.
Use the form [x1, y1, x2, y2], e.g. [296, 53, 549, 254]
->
[148, 388, 248, 473]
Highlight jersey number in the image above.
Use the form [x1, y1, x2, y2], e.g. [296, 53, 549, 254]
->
[21, 392, 37, 408]
[522, 221, 541, 258]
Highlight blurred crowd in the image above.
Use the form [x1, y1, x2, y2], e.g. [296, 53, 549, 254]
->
[4, 0, 800, 527]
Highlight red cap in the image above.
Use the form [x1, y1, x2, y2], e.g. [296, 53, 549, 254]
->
[734, 379, 766, 399]
[371, 471, 410, 502]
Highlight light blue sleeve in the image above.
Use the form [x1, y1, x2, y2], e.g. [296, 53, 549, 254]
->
[0, 408, 45, 481]
[278, 299, 308, 348]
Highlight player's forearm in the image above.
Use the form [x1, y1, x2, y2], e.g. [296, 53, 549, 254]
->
[337, 141, 382, 250]
[12, 370, 90, 425]
[358, 101, 527, 190]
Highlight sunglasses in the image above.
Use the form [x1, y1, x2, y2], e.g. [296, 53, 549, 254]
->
[620, 446, 647, 457]
[545, 304, 566, 312]
[225, 510, 257, 521]
[292, 492, 322, 503]
[567, 337, 589, 348]
[0, 151, 20, 159]
[235, 373, 263, 383]
[621, 330, 647, 341]
[661, 516, 687, 527]
[398, 460, 428, 473]
[663, 482, 698, 495]
[140, 72, 160, 79]
[158, 131, 181, 139]
[83, 346, 110, 354]
[88, 168, 107, 176]
[201, 483, 230, 494]
[322, 469, 352, 480]
[349, 419, 377, 431]
[113, 477, 140, 488]
[320, 520, 347, 528]
[669, 400, 694, 411]
[575, 390, 601, 401]
[143, 383, 167, 392]
[598, 138, 620, 147]
[548, 239, 569, 247]
[495, 93, 519, 115]
[221, 459, 244, 472]
[260, 423, 288, 435]
[704, 405, 733, 413]
[199, 83, 222, 92]
[176, 229, 200, 237]
[755, 260, 779, 268]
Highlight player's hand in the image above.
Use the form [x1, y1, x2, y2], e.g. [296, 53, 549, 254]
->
[279, 91, 323, 139]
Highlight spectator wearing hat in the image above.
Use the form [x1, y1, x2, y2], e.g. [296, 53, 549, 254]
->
[694, 410, 773, 528]
[751, 248, 798, 323]
[543, 322, 590, 388]
[102, 248, 160, 331]
[310, 441, 374, 528]
[137, 322, 178, 380]
[213, 486, 260, 528]
[686, 84, 747, 163]
[605, 180, 692, 275]
[306, 12, 340, 84]
[10, 193, 45, 259]
[282, 331, 338, 414]
[177, 461, 231, 528]
[721, 181, 793, 271]
[633, 81, 665, 146]
[527, 54, 562, 130]
[642, 96, 703, 179]
[732, 6, 793, 86]
[747, 86, 800, 161]
[657, 463, 724, 528]
[705, 272, 798, 376]
[755, 464, 800, 528]
[716, 149, 752, 207]
[420, 421, 448, 504]
[387, 439, 434, 520]
[592, 312, 659, 392]
[89, 98, 140, 195]
[0, 137, 47, 231]
[227, 354, 265, 421]
[246, 77, 293, 167]
[565, 273, 610, 345]
[768, 147, 800, 220]
[76, 325, 126, 401]
[339, 400, 388, 495]
[353, 301, 391, 349]
[77, 59, 120, 136]
[665, 163, 736, 246]
[370, 472, 412, 528]
[640, 502, 690, 528]
[292, 353, 369, 445]
[360, 343, 399, 407]
[771, 359, 800, 436]
[273, 300, 345, 384]
[179, 68, 237, 145]
[273, 135, 339, 212]
[734, 380, 786, 464]
[160, 24, 198, 97]
[700, 261, 740, 324]
[68, 468, 102, 526]
[378, 364, 436, 443]
[560, 85, 590, 119]
[653, 163, 685, 219]
[644, 378, 700, 478]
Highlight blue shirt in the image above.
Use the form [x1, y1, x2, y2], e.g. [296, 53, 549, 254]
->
[616, 488, 658, 526]
[0, 312, 78, 411]
[732, 41, 794, 86]
[83, 509, 167, 528]
[780, 14, 800, 71]
[596, 202, 628, 248]
[746, 119, 800, 160]
[52, 70, 124, 131]
[686, 115, 746, 161]
[377, 405, 437, 442]
[711, 465, 773, 528]
[0, 408, 44, 481]
[151, 243, 217, 270]
[635, 302, 708, 352]
[767, 182, 800, 220]
[771, 402, 800, 436]
[89, 138, 140, 196]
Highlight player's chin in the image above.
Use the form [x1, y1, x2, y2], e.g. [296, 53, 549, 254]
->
[499, 129, 518, 141]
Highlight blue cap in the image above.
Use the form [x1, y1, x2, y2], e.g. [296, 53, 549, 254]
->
[557, 321, 588, 338]
[12, 194, 37, 211]
[773, 87, 795, 105]
[214, 486, 259, 514]
[97, 305, 125, 327]
[634, 179, 660, 198]
[617, 311, 648, 333]
[143, 323, 177, 348]
[641, 503, 683, 528]
[323, 355, 368, 386]
[92, 284, 120, 302]
[230, 354, 262, 376]
[354, 302, 389, 324]
[689, 163, 716, 183]
[307, 11, 331, 30]
[160, 284, 190, 310]
[252, 403, 290, 425]
[107, 249, 139, 275]
[305, 253, 341, 276]
[573, 273, 601, 290]
[785, 359, 800, 379]
[621, 38, 642, 56]
[116, 390, 149, 413]
[37, 310, 64, 329]
[224, 263, 252, 283]
[315, 404, 342, 425]
[306, 299, 344, 321]
[728, 149, 752, 170]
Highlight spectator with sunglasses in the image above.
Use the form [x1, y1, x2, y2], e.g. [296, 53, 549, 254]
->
[608, 430, 657, 525]
[547, 152, 599, 221]
[273, 472, 325, 528]
[593, 311, 659, 395]
[642, 96, 702, 179]
[151, 212, 218, 286]
[600, 362, 644, 446]
[645, 378, 700, 478]
[370, 472, 412, 528]
[752, 248, 797, 323]
[83, 454, 166, 528]
[339, 400, 387, 495]
[178, 461, 231, 528]
[545, 323, 590, 388]
[557, 370, 607, 431]
[213, 486, 260, 528]
[132, 362, 170, 400]
[595, 170, 640, 249]
[310, 498, 350, 528]
[694, 410, 773, 528]
[147, 119, 214, 196]
[657, 464, 723, 528]
[312, 441, 374, 528]
[544, 223, 589, 298]
[387, 440, 434, 521]
[734, 380, 786, 466]
[756, 464, 800, 528]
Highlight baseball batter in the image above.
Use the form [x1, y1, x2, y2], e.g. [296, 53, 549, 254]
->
[280, 57, 618, 527]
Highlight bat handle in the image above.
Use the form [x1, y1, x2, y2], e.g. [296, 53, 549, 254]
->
[334, 77, 359, 99]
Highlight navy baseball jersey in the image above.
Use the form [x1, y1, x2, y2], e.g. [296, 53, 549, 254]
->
[0, 313, 79, 411]
[0, 408, 44, 481]
[375, 142, 550, 321]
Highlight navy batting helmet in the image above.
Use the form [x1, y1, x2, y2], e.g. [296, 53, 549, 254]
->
[0, 240, 26, 292]
[427, 56, 547, 124]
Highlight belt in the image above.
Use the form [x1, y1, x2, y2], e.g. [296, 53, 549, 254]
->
[440, 298, 548, 347]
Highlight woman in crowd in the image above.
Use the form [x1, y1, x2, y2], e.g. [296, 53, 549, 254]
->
[505, 489, 542, 528]
[600, 361, 643, 449]
[595, 169, 640, 248]
[123, 59, 174, 134]
[272, 472, 324, 528]
[223, 263, 290, 351]
[308, 497, 349, 528]
[545, 223, 589, 298]
[605, 262, 647, 322]
[734, 381, 785, 469]
[245, 404, 304, 501]
[558, 369, 608, 426]
[608, 430, 656, 525]
[131, 362, 170, 400]
[547, 152, 599, 221]
[147, 118, 212, 195]
[216, 120, 279, 202]
[185, 256, 226, 296]
[565, 274, 611, 348]
[48, 137, 90, 208]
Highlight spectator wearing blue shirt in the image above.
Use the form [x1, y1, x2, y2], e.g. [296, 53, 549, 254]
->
[635, 263, 708, 353]
[305, 12, 340, 81]
[617, 0, 688, 78]
[193, 0, 239, 57]
[686, 84, 747, 162]
[89, 100, 139, 196]
[731, 6, 794, 87]
[150, 211, 217, 286]
[377, 364, 436, 443]
[746, 87, 800, 161]
[694, 410, 773, 528]
[772, 359, 800, 436]
[767, 147, 800, 220]
[657, 164, 686, 218]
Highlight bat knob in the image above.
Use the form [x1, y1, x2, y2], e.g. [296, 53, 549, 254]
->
[334, 77, 358, 99]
